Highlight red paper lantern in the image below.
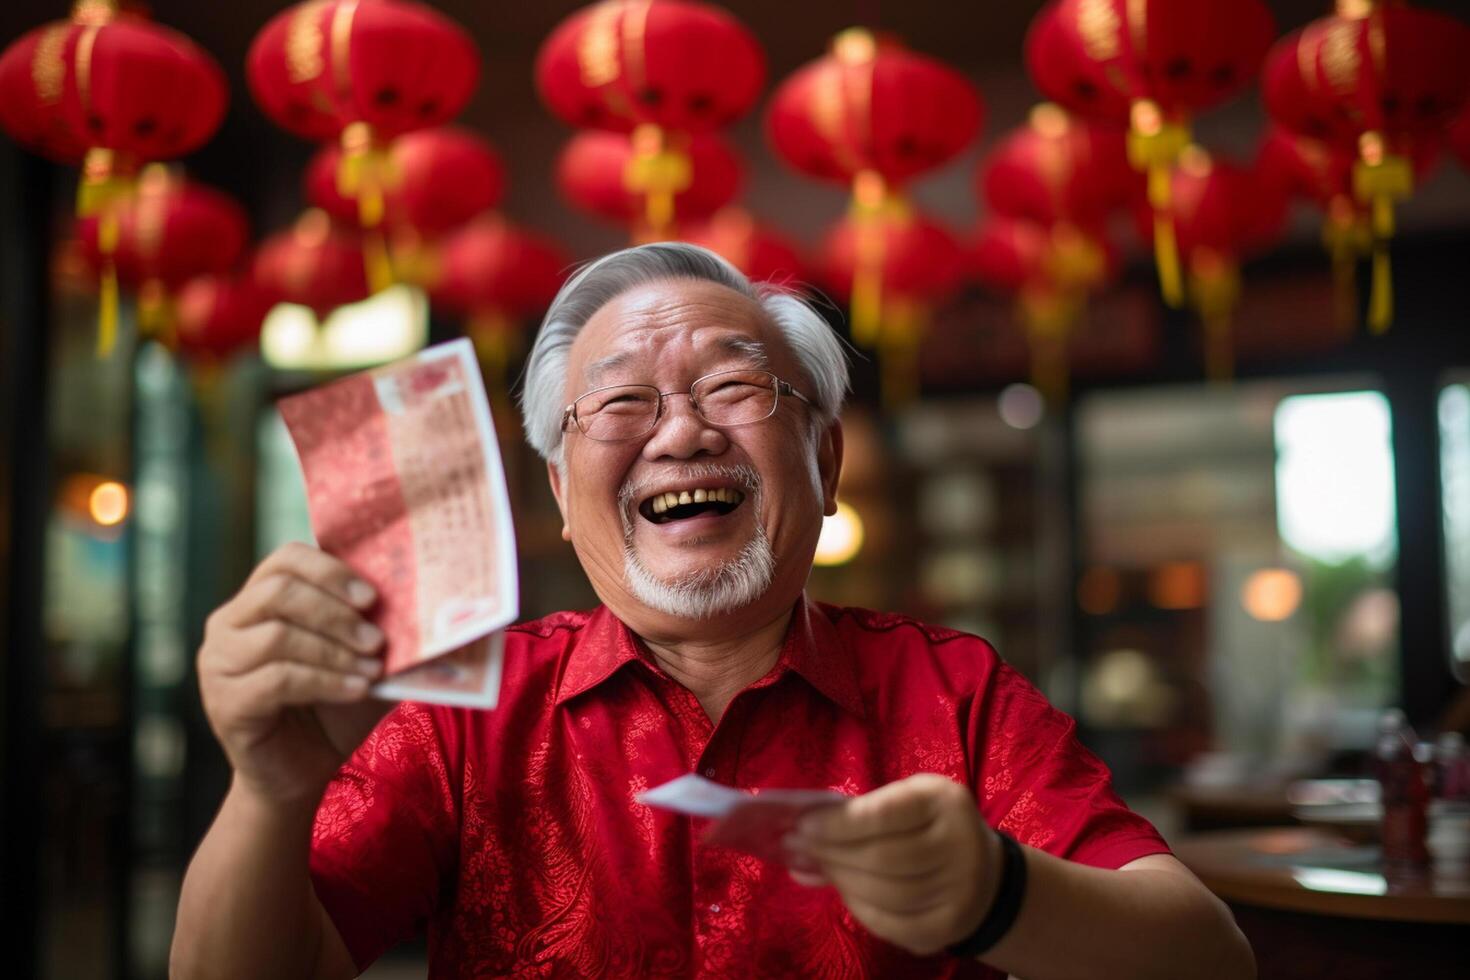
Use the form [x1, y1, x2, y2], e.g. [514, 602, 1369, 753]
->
[819, 209, 966, 404]
[434, 216, 571, 321]
[555, 129, 742, 234]
[76, 168, 248, 344]
[0, 12, 226, 176]
[305, 126, 505, 237]
[767, 30, 983, 190]
[535, 0, 765, 135]
[434, 215, 571, 391]
[248, 0, 479, 291]
[680, 208, 808, 286]
[78, 171, 248, 292]
[1262, 3, 1470, 332]
[971, 218, 1120, 400]
[247, 0, 478, 144]
[254, 210, 372, 318]
[1025, 0, 1275, 306]
[979, 103, 1135, 228]
[0, 5, 228, 354]
[174, 273, 275, 362]
[1133, 149, 1287, 378]
[767, 29, 982, 348]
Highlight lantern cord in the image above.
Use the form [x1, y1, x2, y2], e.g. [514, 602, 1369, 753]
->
[97, 263, 119, 357]
[95, 207, 121, 357]
[1368, 241, 1392, 336]
[878, 299, 922, 409]
[1188, 255, 1240, 384]
[1151, 204, 1183, 309]
[1352, 143, 1412, 335]
[364, 229, 394, 295]
[849, 172, 898, 348]
[1020, 289, 1076, 404]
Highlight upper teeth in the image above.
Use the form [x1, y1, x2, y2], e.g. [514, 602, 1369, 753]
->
[650, 488, 744, 514]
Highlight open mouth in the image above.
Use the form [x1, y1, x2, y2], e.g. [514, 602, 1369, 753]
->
[638, 486, 747, 525]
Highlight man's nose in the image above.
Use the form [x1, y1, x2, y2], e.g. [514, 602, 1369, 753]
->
[641, 392, 727, 459]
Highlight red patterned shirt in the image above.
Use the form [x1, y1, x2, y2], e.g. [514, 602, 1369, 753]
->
[310, 598, 1169, 978]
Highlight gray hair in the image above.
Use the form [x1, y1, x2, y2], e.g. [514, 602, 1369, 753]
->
[518, 242, 849, 465]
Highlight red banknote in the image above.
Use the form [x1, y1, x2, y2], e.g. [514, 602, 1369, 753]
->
[278, 339, 517, 708]
[638, 774, 847, 864]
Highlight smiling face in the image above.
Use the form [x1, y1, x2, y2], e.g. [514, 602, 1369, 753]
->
[548, 278, 843, 638]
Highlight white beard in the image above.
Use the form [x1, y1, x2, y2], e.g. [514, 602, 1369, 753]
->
[618, 463, 775, 620]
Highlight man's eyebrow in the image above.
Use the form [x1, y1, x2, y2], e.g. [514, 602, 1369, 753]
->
[718, 336, 769, 368]
[585, 351, 635, 385]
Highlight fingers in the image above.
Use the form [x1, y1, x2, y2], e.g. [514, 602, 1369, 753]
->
[233, 660, 376, 710]
[797, 773, 948, 844]
[232, 573, 383, 656]
[787, 825, 948, 880]
[225, 620, 384, 680]
[242, 541, 376, 611]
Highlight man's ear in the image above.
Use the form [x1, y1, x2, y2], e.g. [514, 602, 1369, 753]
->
[547, 460, 572, 542]
[818, 418, 844, 517]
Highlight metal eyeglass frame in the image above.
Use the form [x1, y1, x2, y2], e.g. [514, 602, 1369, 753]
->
[559, 369, 815, 442]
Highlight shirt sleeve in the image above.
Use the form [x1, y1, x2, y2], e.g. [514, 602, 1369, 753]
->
[968, 658, 1170, 869]
[309, 702, 462, 972]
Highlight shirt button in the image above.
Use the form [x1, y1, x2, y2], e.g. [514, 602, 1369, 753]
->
[704, 768, 716, 778]
[709, 903, 721, 914]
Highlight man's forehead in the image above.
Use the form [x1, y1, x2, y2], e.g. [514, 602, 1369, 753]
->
[571, 280, 779, 381]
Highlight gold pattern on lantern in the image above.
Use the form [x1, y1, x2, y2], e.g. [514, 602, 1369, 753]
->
[287, 0, 327, 84]
[578, 2, 622, 87]
[1321, 20, 1361, 94]
[1078, 0, 1121, 61]
[31, 25, 67, 105]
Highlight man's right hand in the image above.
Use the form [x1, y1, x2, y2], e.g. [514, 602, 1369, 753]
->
[198, 541, 393, 806]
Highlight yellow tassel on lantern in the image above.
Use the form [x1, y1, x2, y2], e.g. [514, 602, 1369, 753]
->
[78, 148, 135, 357]
[878, 297, 924, 410]
[468, 310, 519, 423]
[848, 171, 907, 349]
[1352, 132, 1412, 335]
[1018, 287, 1078, 404]
[1126, 101, 1190, 308]
[337, 122, 399, 293]
[1187, 249, 1241, 383]
[624, 124, 691, 241]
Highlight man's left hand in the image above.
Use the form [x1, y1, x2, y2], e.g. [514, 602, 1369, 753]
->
[783, 773, 1004, 957]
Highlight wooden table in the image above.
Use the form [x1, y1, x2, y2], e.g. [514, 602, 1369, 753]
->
[1173, 827, 1470, 979]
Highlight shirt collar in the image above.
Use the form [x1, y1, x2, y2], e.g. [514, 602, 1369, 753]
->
[554, 595, 865, 718]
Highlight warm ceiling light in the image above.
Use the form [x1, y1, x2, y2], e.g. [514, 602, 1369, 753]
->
[89, 480, 129, 527]
[815, 501, 865, 567]
[1241, 568, 1303, 622]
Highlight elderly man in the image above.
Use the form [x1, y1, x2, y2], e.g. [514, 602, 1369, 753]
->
[173, 243, 1253, 979]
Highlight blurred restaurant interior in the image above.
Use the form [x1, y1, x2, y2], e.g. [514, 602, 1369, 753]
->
[2, 0, 1470, 977]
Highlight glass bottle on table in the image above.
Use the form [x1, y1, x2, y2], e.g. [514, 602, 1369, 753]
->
[1374, 709, 1429, 871]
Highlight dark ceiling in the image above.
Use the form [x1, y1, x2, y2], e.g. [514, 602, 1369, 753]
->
[4, 1, 1469, 258]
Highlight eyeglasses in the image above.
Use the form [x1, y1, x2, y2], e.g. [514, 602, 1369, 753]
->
[560, 369, 815, 443]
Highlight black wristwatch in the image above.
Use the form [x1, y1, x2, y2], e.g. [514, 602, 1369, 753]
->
[948, 830, 1028, 960]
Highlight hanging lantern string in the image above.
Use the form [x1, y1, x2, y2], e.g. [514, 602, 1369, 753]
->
[337, 121, 398, 293]
[1321, 196, 1369, 338]
[1188, 248, 1241, 383]
[73, 1, 131, 357]
[878, 296, 924, 410]
[1352, 131, 1412, 335]
[1019, 287, 1076, 405]
[1127, 99, 1189, 308]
